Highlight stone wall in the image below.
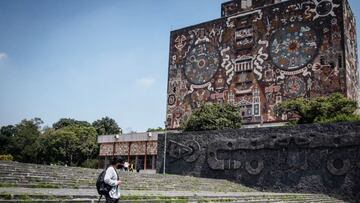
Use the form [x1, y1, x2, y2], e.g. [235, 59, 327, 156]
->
[156, 122, 360, 201]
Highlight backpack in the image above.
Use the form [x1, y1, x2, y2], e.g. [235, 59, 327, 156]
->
[96, 167, 112, 201]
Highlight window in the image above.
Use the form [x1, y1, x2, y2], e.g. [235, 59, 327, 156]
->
[241, 0, 252, 9]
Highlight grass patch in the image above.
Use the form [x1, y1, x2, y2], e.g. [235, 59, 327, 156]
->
[164, 200, 187, 203]
[276, 195, 309, 201]
[198, 198, 236, 203]
[30, 183, 60, 188]
[0, 192, 12, 200]
[16, 194, 30, 200]
[0, 183, 18, 187]
[120, 195, 189, 202]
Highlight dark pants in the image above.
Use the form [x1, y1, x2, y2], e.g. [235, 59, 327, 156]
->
[105, 195, 119, 203]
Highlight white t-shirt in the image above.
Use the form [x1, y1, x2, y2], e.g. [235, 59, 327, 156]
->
[104, 166, 120, 199]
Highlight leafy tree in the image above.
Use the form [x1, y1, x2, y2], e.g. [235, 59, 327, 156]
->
[53, 118, 91, 130]
[317, 114, 360, 123]
[276, 93, 359, 124]
[38, 128, 78, 165]
[39, 125, 98, 166]
[0, 125, 17, 137]
[0, 125, 16, 154]
[11, 118, 43, 163]
[72, 125, 98, 164]
[147, 127, 165, 132]
[181, 103, 242, 131]
[92, 116, 122, 135]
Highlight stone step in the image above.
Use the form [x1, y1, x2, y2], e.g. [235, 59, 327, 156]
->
[0, 161, 347, 202]
[0, 170, 188, 181]
[0, 176, 91, 182]
[0, 198, 345, 203]
[0, 171, 92, 176]
[0, 194, 344, 203]
[0, 201, 342, 203]
[0, 166, 98, 174]
[0, 181, 181, 190]
[0, 179, 253, 192]
[0, 172, 94, 178]
[0, 171, 97, 177]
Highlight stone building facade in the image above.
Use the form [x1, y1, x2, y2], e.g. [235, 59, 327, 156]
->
[166, 0, 359, 129]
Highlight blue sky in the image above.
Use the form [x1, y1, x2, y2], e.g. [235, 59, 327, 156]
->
[0, 0, 359, 132]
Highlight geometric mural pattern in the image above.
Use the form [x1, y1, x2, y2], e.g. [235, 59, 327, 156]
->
[99, 141, 158, 156]
[166, 0, 359, 129]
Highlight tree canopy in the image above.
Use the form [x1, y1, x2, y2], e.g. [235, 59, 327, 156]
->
[181, 103, 242, 131]
[1, 117, 104, 167]
[39, 125, 98, 166]
[11, 118, 43, 163]
[0, 125, 16, 154]
[147, 127, 165, 132]
[276, 93, 360, 124]
[92, 116, 122, 135]
[53, 118, 91, 130]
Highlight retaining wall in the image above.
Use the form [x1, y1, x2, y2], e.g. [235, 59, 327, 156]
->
[157, 122, 360, 201]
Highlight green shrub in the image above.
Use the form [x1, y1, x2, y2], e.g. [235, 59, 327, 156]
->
[0, 154, 13, 161]
[317, 114, 360, 123]
[276, 93, 359, 124]
[181, 103, 242, 131]
[81, 159, 98, 169]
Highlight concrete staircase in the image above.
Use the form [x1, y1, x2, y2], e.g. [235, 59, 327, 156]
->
[0, 161, 348, 202]
[0, 161, 252, 191]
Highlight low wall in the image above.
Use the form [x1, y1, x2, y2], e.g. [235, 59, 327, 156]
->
[156, 122, 360, 201]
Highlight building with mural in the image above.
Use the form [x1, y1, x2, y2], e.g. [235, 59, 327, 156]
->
[98, 132, 159, 170]
[166, 0, 359, 129]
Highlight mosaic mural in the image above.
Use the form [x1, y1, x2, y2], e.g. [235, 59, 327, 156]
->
[99, 141, 157, 156]
[344, 1, 359, 101]
[269, 23, 319, 70]
[166, 0, 359, 129]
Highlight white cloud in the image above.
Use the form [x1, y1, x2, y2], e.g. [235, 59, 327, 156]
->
[0, 52, 8, 61]
[136, 77, 155, 88]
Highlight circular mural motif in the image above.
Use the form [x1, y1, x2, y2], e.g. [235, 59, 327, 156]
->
[284, 76, 306, 97]
[167, 94, 176, 106]
[316, 0, 333, 16]
[184, 43, 220, 85]
[269, 23, 319, 71]
[245, 159, 264, 175]
[327, 158, 350, 176]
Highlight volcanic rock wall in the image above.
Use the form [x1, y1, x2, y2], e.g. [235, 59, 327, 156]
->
[157, 122, 360, 201]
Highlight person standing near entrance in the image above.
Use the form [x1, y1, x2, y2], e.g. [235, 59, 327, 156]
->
[129, 162, 134, 172]
[136, 159, 141, 173]
[123, 161, 129, 171]
[104, 157, 124, 203]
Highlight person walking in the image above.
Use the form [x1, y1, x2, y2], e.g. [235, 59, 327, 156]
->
[129, 162, 134, 172]
[104, 157, 124, 203]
